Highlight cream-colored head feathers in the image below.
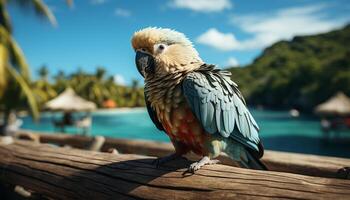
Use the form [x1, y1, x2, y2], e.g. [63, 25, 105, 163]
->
[131, 27, 203, 75]
[132, 27, 192, 50]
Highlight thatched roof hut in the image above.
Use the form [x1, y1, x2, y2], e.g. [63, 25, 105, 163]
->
[315, 92, 350, 116]
[45, 88, 96, 111]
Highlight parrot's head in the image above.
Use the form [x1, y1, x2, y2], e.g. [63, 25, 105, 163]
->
[131, 27, 202, 78]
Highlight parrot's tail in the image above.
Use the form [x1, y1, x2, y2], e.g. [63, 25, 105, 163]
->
[239, 148, 268, 170]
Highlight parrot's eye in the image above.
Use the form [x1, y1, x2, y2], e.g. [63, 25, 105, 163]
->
[140, 48, 147, 52]
[154, 43, 167, 54]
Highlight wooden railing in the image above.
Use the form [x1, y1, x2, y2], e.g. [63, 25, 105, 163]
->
[15, 130, 350, 179]
[1, 139, 350, 199]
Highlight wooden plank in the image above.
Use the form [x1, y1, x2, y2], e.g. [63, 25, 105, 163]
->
[15, 130, 350, 179]
[1, 139, 350, 200]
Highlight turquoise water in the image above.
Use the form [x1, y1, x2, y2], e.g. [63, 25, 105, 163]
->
[20, 108, 350, 158]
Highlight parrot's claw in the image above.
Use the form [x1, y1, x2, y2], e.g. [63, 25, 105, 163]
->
[188, 156, 219, 173]
[152, 153, 186, 168]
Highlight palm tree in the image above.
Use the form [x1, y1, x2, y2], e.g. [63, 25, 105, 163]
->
[38, 65, 49, 81]
[83, 67, 111, 107]
[54, 70, 66, 81]
[32, 65, 56, 107]
[131, 79, 139, 90]
[53, 70, 67, 93]
[0, 0, 71, 133]
[96, 66, 106, 81]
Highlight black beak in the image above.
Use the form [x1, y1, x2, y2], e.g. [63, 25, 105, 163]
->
[135, 50, 155, 77]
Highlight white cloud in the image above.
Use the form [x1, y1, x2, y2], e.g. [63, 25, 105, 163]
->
[197, 4, 349, 52]
[113, 74, 126, 85]
[114, 8, 131, 17]
[196, 28, 240, 51]
[170, 0, 232, 12]
[90, 0, 107, 5]
[227, 4, 348, 50]
[226, 57, 239, 67]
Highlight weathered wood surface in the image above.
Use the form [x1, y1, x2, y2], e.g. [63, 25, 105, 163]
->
[1, 140, 350, 200]
[16, 130, 350, 179]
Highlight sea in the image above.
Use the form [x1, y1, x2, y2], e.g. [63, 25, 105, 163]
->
[20, 108, 350, 158]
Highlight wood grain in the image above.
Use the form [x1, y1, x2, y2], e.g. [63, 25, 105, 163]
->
[16, 130, 350, 179]
[1, 139, 350, 200]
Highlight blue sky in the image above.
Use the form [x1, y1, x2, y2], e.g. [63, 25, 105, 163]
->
[9, 0, 350, 85]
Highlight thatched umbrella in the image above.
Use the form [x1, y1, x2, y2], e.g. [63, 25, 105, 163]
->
[45, 88, 96, 111]
[315, 92, 350, 116]
[45, 88, 96, 134]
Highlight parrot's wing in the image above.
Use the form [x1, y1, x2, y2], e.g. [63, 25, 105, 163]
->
[145, 93, 164, 131]
[182, 64, 261, 153]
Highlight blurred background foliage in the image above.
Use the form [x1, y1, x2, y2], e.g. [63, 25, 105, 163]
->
[32, 65, 145, 108]
[0, 0, 144, 127]
[0, 0, 349, 120]
[228, 25, 350, 111]
[0, 0, 72, 125]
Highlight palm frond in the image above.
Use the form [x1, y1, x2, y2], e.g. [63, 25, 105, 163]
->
[32, 0, 57, 26]
[10, 0, 57, 26]
[0, 43, 8, 96]
[8, 35, 30, 78]
[0, 1, 12, 32]
[6, 65, 39, 121]
[0, 25, 29, 79]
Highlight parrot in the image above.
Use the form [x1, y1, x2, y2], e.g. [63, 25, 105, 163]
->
[131, 27, 267, 172]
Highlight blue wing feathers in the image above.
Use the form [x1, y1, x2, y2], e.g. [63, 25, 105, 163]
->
[223, 110, 229, 133]
[206, 102, 216, 133]
[182, 64, 261, 153]
[200, 103, 208, 125]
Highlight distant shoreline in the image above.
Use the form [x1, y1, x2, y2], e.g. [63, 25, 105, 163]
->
[92, 107, 146, 115]
[16, 107, 147, 117]
[94, 107, 146, 113]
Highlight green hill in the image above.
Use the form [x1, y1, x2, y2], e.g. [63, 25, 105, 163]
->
[228, 24, 350, 111]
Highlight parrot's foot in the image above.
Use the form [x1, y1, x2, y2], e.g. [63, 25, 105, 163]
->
[152, 153, 186, 168]
[188, 156, 219, 173]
